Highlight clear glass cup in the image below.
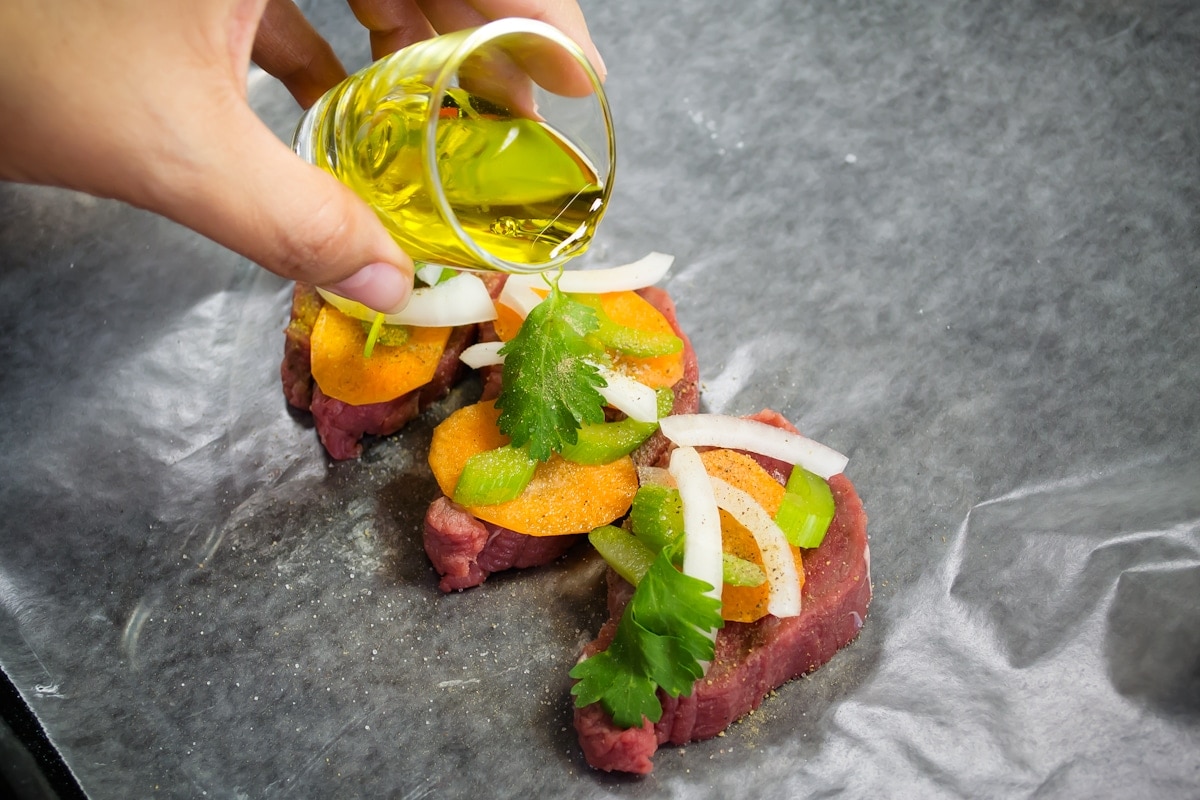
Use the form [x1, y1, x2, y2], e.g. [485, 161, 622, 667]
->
[293, 18, 615, 274]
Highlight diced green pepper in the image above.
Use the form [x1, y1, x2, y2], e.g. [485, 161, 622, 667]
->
[452, 445, 537, 506]
[629, 483, 684, 556]
[595, 318, 683, 358]
[722, 553, 767, 587]
[591, 525, 767, 588]
[589, 525, 655, 586]
[560, 388, 674, 465]
[652, 386, 675, 417]
[572, 293, 684, 358]
[774, 465, 835, 549]
[560, 417, 656, 465]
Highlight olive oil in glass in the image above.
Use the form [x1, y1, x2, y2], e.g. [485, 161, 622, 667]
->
[292, 21, 614, 273]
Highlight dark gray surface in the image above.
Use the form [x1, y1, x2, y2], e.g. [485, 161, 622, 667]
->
[2, 0, 1199, 797]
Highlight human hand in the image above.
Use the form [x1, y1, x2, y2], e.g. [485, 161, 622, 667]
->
[254, 0, 605, 107]
[0, 0, 604, 313]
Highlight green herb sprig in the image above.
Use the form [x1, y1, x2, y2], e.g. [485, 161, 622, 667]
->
[494, 282, 608, 462]
[569, 553, 723, 728]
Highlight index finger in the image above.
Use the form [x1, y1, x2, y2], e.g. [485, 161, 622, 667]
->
[413, 0, 602, 98]
[349, 0, 605, 96]
[344, 0, 437, 60]
[251, 0, 348, 108]
[464, 0, 605, 82]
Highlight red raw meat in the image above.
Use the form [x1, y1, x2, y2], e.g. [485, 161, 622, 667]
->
[280, 280, 493, 459]
[573, 414, 870, 774]
[421, 287, 700, 591]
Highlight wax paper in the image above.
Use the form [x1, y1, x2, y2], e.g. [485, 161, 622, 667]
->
[1, 0, 1198, 797]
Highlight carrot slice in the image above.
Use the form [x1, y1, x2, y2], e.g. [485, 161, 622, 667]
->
[310, 305, 452, 406]
[428, 400, 638, 536]
[493, 290, 683, 389]
[699, 450, 786, 513]
[699, 449, 806, 622]
[491, 299, 526, 342]
[719, 511, 772, 622]
[598, 292, 683, 389]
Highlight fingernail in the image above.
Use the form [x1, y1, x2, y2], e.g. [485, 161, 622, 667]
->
[327, 262, 411, 313]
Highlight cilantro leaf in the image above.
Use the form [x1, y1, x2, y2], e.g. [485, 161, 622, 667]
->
[628, 568, 722, 671]
[495, 284, 608, 461]
[569, 553, 724, 729]
[569, 653, 661, 727]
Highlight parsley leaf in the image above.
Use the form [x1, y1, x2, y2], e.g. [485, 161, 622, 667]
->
[570, 656, 661, 728]
[569, 553, 724, 728]
[495, 283, 608, 461]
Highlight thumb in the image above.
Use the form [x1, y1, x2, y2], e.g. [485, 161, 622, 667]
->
[154, 100, 414, 313]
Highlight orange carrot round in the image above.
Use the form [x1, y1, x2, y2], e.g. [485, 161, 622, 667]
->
[493, 290, 683, 389]
[491, 299, 527, 342]
[429, 400, 638, 536]
[699, 449, 806, 622]
[310, 306, 452, 406]
[600, 291, 684, 389]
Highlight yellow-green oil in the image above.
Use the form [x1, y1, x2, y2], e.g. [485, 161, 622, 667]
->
[312, 81, 604, 268]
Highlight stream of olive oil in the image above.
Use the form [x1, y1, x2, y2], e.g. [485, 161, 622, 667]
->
[321, 84, 604, 267]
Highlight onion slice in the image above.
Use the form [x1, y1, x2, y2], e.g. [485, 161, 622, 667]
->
[594, 364, 660, 423]
[497, 252, 676, 317]
[557, 252, 675, 294]
[459, 341, 505, 369]
[415, 264, 446, 286]
[669, 447, 723, 605]
[318, 272, 497, 327]
[659, 414, 849, 479]
[708, 477, 802, 618]
[497, 275, 545, 317]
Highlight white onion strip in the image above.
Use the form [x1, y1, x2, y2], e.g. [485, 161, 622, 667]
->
[659, 414, 849, 479]
[594, 365, 660, 423]
[557, 252, 675, 294]
[415, 264, 446, 286]
[497, 275, 544, 317]
[318, 272, 497, 327]
[459, 341, 505, 370]
[669, 447, 723, 607]
[708, 477, 801, 618]
[497, 252, 675, 318]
